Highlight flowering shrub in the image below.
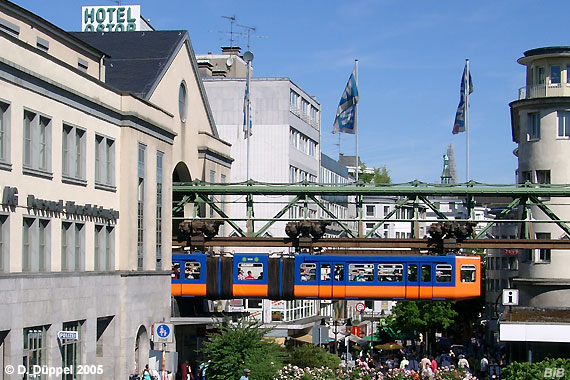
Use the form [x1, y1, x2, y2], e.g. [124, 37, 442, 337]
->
[274, 360, 478, 380]
[275, 364, 340, 380]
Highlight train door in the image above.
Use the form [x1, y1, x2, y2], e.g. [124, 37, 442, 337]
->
[405, 263, 419, 299]
[318, 263, 332, 299]
[419, 263, 433, 299]
[332, 263, 346, 299]
[171, 259, 182, 296]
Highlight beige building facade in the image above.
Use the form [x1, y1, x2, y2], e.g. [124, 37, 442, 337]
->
[0, 1, 231, 378]
[510, 46, 570, 307]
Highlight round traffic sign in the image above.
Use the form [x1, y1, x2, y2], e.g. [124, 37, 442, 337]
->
[156, 324, 171, 338]
[355, 302, 365, 312]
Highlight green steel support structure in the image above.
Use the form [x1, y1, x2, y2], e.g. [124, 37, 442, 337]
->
[172, 180, 570, 243]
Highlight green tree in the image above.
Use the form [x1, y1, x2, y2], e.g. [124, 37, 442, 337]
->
[201, 318, 285, 380]
[389, 301, 458, 353]
[359, 165, 391, 184]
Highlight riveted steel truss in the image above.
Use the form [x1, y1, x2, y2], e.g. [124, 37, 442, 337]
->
[172, 180, 570, 249]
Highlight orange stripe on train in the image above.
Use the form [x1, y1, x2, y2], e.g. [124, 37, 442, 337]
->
[233, 284, 268, 297]
[181, 284, 207, 297]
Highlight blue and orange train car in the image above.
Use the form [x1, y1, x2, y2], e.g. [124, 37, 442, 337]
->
[171, 253, 480, 301]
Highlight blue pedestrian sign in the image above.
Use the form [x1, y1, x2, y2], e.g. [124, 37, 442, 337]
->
[153, 323, 174, 343]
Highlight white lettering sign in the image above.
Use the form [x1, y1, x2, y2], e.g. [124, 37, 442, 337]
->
[82, 6, 141, 32]
[57, 331, 79, 340]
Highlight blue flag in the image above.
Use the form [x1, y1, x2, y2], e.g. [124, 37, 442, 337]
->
[333, 68, 359, 134]
[452, 63, 473, 134]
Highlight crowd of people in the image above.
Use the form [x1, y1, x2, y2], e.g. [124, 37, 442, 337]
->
[351, 338, 505, 380]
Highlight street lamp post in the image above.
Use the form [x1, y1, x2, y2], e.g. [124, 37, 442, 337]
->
[322, 318, 352, 356]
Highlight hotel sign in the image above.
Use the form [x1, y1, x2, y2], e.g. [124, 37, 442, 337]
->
[82, 5, 141, 32]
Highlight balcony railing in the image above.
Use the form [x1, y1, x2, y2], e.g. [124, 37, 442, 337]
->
[518, 83, 570, 99]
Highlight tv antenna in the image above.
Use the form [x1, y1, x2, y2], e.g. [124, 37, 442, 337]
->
[237, 24, 267, 50]
[221, 15, 237, 47]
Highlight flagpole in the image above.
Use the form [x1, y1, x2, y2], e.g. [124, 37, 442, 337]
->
[355, 59, 359, 182]
[465, 58, 470, 182]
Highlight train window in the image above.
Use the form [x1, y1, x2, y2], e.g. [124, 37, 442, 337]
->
[408, 264, 418, 282]
[460, 264, 477, 283]
[334, 264, 344, 281]
[321, 264, 331, 281]
[300, 263, 317, 282]
[378, 264, 403, 282]
[238, 262, 264, 281]
[421, 265, 431, 282]
[171, 262, 180, 279]
[435, 264, 452, 283]
[184, 262, 201, 280]
[349, 264, 374, 282]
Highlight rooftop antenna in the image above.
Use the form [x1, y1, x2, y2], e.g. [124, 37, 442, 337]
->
[222, 15, 237, 47]
[237, 24, 267, 50]
[237, 24, 256, 50]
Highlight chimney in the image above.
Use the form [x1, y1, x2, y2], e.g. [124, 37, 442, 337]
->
[221, 46, 241, 56]
[197, 60, 213, 77]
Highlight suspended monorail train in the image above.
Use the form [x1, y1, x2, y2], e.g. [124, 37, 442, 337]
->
[171, 253, 480, 301]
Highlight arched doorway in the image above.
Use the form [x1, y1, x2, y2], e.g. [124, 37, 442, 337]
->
[134, 325, 151, 375]
[173, 162, 192, 234]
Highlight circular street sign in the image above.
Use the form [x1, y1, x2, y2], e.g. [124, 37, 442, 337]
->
[156, 324, 171, 338]
[355, 302, 365, 312]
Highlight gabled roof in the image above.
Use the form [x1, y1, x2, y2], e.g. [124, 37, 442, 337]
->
[71, 30, 220, 137]
[70, 31, 187, 98]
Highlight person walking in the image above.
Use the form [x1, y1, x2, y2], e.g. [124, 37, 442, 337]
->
[239, 368, 251, 380]
[400, 356, 409, 369]
[458, 355, 470, 372]
[142, 365, 152, 380]
[480, 355, 489, 379]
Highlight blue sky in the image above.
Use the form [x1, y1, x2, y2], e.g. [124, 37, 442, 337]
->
[12, 0, 568, 184]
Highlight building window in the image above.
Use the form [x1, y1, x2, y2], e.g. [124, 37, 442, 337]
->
[557, 111, 570, 138]
[23, 110, 52, 174]
[61, 321, 84, 380]
[301, 99, 308, 116]
[23, 217, 50, 272]
[62, 124, 86, 183]
[536, 232, 551, 262]
[537, 67, 545, 85]
[61, 222, 84, 271]
[520, 170, 533, 184]
[137, 144, 146, 270]
[156, 152, 164, 270]
[366, 205, 375, 217]
[550, 65, 561, 85]
[290, 90, 299, 109]
[179, 81, 188, 122]
[0, 100, 10, 167]
[0, 215, 7, 272]
[528, 112, 540, 140]
[23, 326, 48, 376]
[95, 135, 115, 189]
[310, 106, 318, 124]
[95, 225, 114, 271]
[536, 170, 551, 184]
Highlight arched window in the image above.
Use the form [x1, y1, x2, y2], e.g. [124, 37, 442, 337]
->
[179, 81, 188, 122]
